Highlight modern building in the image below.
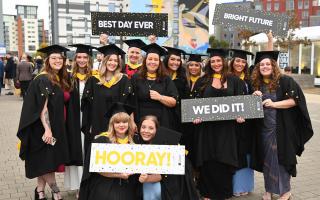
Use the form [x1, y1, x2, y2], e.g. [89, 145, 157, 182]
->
[0, 0, 4, 47]
[49, 0, 130, 46]
[3, 15, 18, 54]
[254, 0, 320, 27]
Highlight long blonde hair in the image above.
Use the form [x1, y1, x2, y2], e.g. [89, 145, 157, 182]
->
[98, 54, 122, 85]
[107, 112, 135, 144]
[185, 61, 204, 87]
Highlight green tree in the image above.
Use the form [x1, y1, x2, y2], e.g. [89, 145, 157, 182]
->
[35, 42, 49, 58]
[209, 35, 229, 48]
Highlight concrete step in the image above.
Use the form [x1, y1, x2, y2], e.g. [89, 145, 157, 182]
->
[290, 74, 315, 89]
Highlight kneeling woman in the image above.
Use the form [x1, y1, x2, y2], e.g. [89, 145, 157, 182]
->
[79, 103, 141, 200]
[137, 115, 198, 200]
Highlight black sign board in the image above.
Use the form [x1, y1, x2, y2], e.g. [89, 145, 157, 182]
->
[212, 4, 289, 37]
[181, 95, 264, 123]
[91, 12, 168, 37]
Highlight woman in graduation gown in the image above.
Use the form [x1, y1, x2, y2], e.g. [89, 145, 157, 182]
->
[131, 43, 178, 129]
[192, 48, 245, 200]
[251, 51, 313, 200]
[79, 103, 141, 200]
[122, 39, 146, 79]
[81, 44, 133, 153]
[228, 49, 255, 197]
[162, 46, 189, 132]
[136, 115, 198, 200]
[17, 45, 71, 200]
[64, 44, 94, 196]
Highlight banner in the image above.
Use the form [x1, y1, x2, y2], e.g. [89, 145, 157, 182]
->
[212, 4, 289, 37]
[279, 52, 289, 69]
[181, 95, 264, 123]
[91, 12, 168, 37]
[89, 144, 185, 175]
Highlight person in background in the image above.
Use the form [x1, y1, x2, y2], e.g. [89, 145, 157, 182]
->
[122, 39, 146, 79]
[148, 35, 157, 44]
[251, 51, 313, 200]
[284, 66, 292, 75]
[34, 56, 44, 77]
[4, 52, 16, 95]
[92, 52, 104, 72]
[0, 57, 4, 95]
[16, 54, 33, 99]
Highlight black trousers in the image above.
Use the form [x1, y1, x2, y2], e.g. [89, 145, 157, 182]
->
[20, 80, 31, 99]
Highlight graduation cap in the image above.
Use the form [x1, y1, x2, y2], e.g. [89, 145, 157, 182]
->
[152, 126, 182, 145]
[123, 39, 146, 49]
[96, 44, 126, 56]
[104, 102, 135, 119]
[206, 48, 227, 58]
[141, 43, 167, 56]
[254, 51, 280, 65]
[69, 44, 94, 56]
[37, 45, 70, 56]
[187, 53, 206, 62]
[229, 49, 254, 60]
[163, 46, 186, 57]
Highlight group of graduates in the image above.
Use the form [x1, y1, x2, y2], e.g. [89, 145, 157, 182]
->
[17, 32, 313, 200]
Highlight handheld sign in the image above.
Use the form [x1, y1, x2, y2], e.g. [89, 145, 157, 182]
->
[213, 4, 289, 37]
[181, 95, 264, 123]
[89, 144, 185, 175]
[91, 12, 168, 37]
[279, 52, 289, 69]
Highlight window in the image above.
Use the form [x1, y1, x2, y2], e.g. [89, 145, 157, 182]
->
[84, 1, 90, 15]
[85, 34, 91, 44]
[267, 3, 271, 11]
[96, 2, 99, 11]
[286, 0, 294, 10]
[28, 45, 36, 51]
[108, 3, 115, 12]
[66, 17, 72, 31]
[66, 0, 69, 14]
[274, 2, 279, 11]
[298, 0, 303, 9]
[18, 6, 24, 14]
[84, 18, 88, 32]
[302, 11, 309, 18]
[304, 1, 309, 9]
[67, 34, 73, 44]
[255, 4, 262, 10]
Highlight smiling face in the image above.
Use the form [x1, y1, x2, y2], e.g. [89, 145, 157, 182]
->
[233, 57, 247, 74]
[114, 121, 129, 137]
[75, 53, 89, 69]
[127, 47, 142, 64]
[49, 53, 64, 71]
[188, 61, 201, 76]
[167, 54, 181, 72]
[140, 119, 157, 142]
[146, 53, 160, 74]
[106, 54, 119, 72]
[259, 58, 273, 78]
[210, 56, 223, 73]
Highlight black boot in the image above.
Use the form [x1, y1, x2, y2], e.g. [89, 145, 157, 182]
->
[34, 187, 47, 200]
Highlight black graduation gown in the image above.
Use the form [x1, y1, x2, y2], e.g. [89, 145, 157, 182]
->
[81, 74, 133, 153]
[131, 74, 178, 129]
[134, 128, 199, 200]
[79, 136, 142, 200]
[251, 75, 313, 177]
[65, 78, 83, 166]
[17, 74, 70, 179]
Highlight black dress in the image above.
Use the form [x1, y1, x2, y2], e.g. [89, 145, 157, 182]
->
[193, 75, 244, 199]
[17, 74, 70, 178]
[81, 74, 133, 153]
[79, 136, 141, 200]
[131, 74, 178, 128]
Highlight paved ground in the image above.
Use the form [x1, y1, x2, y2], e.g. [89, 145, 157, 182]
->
[0, 88, 319, 200]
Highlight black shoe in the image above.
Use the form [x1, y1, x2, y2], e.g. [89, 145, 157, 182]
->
[34, 187, 47, 200]
[52, 191, 63, 200]
[5, 92, 13, 95]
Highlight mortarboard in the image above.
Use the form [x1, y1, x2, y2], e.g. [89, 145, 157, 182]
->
[69, 44, 94, 56]
[37, 45, 70, 57]
[163, 46, 186, 57]
[207, 48, 227, 58]
[96, 44, 126, 56]
[151, 126, 182, 145]
[141, 43, 167, 57]
[187, 53, 206, 62]
[229, 49, 254, 60]
[254, 51, 280, 65]
[123, 39, 146, 49]
[104, 102, 135, 119]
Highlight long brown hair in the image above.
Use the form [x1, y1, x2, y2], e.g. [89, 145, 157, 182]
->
[229, 57, 250, 81]
[98, 54, 123, 84]
[71, 53, 93, 88]
[41, 53, 71, 91]
[107, 112, 135, 144]
[137, 54, 168, 81]
[251, 58, 281, 92]
[139, 115, 159, 131]
[200, 56, 228, 93]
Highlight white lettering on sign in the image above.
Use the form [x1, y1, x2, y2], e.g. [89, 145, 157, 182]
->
[134, 21, 154, 29]
[98, 20, 117, 28]
[192, 103, 243, 115]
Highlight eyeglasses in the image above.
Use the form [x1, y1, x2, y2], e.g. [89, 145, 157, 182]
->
[49, 57, 63, 60]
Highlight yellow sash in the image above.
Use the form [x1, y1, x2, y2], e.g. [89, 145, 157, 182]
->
[147, 72, 157, 78]
[239, 72, 245, 80]
[212, 73, 222, 79]
[263, 78, 271, 84]
[76, 73, 86, 81]
[127, 62, 141, 70]
[117, 136, 129, 144]
[190, 75, 199, 83]
[171, 72, 177, 80]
